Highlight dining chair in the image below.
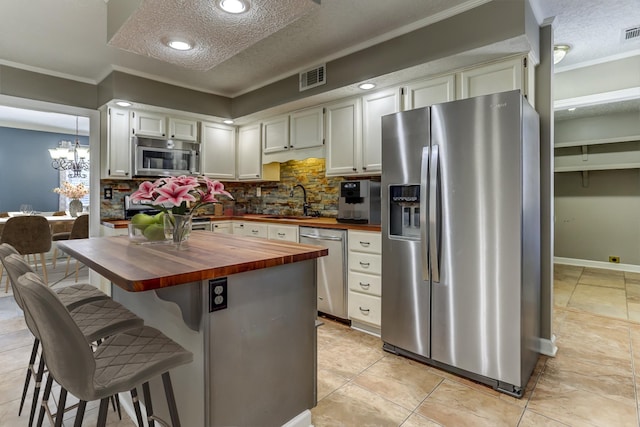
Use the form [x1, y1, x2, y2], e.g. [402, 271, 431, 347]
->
[3, 254, 145, 427]
[0, 216, 52, 285]
[50, 211, 72, 268]
[52, 214, 88, 281]
[16, 271, 193, 427]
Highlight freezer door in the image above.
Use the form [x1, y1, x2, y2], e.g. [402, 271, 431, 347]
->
[381, 108, 431, 358]
[430, 90, 525, 386]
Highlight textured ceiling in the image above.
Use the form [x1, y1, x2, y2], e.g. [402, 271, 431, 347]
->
[108, 0, 319, 71]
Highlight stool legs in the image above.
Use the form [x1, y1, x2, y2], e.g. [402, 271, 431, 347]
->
[54, 387, 67, 427]
[96, 397, 110, 427]
[29, 356, 46, 427]
[131, 388, 145, 427]
[19, 338, 39, 416]
[162, 372, 181, 427]
[73, 400, 87, 427]
[36, 374, 54, 427]
[142, 381, 156, 427]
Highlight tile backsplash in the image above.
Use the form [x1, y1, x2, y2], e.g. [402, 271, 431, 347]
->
[100, 158, 378, 220]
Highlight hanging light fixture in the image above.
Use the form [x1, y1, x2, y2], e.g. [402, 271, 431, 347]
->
[49, 116, 90, 178]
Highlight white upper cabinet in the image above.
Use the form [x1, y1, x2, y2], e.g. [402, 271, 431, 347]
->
[361, 87, 402, 174]
[289, 107, 324, 150]
[325, 97, 362, 176]
[169, 117, 198, 141]
[262, 115, 290, 153]
[456, 57, 525, 100]
[131, 111, 167, 138]
[201, 122, 236, 180]
[404, 74, 456, 110]
[237, 123, 262, 180]
[102, 107, 131, 179]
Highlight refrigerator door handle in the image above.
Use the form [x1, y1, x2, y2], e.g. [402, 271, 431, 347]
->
[430, 144, 440, 283]
[420, 146, 430, 281]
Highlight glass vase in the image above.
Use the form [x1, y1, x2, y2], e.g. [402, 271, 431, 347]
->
[164, 213, 193, 247]
[69, 199, 83, 217]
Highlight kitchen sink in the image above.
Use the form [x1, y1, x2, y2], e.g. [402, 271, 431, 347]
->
[261, 215, 318, 220]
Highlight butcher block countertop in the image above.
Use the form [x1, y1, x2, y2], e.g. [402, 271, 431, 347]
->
[57, 231, 327, 292]
[102, 214, 382, 232]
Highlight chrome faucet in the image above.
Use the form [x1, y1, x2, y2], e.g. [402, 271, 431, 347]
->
[290, 184, 310, 216]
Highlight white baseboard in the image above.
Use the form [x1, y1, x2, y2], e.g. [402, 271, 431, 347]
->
[554, 256, 640, 273]
[537, 335, 558, 357]
[282, 410, 312, 427]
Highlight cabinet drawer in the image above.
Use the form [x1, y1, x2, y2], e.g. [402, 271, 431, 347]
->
[348, 252, 381, 275]
[348, 230, 381, 254]
[268, 225, 298, 242]
[348, 271, 381, 296]
[212, 222, 232, 233]
[348, 291, 381, 326]
[243, 222, 268, 239]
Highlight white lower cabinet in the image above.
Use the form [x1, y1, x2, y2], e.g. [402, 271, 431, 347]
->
[347, 230, 382, 331]
[232, 221, 299, 242]
[242, 222, 269, 239]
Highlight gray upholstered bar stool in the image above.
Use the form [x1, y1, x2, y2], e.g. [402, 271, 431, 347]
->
[2, 253, 144, 427]
[17, 271, 193, 427]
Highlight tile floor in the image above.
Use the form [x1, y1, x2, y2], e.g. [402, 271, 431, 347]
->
[1, 263, 640, 426]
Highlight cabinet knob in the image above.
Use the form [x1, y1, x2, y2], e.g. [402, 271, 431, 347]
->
[171, 135, 175, 138]
[359, 261, 370, 268]
[359, 307, 370, 314]
[353, 168, 357, 171]
[284, 146, 288, 149]
[363, 166, 367, 170]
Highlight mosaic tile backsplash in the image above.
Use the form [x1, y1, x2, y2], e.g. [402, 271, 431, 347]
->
[100, 158, 378, 220]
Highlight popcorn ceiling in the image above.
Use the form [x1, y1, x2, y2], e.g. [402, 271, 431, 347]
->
[108, 0, 319, 71]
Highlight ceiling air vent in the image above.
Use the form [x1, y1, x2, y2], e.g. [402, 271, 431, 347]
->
[622, 25, 640, 42]
[299, 64, 326, 91]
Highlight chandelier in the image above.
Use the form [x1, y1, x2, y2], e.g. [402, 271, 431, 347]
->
[48, 117, 90, 178]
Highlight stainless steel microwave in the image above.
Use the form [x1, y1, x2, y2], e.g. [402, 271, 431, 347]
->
[132, 136, 200, 177]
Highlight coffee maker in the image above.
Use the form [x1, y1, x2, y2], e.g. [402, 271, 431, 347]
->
[337, 180, 381, 224]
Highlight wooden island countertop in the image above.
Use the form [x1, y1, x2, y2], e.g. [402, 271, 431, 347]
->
[57, 231, 327, 292]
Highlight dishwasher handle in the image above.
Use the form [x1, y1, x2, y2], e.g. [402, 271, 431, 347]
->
[299, 233, 343, 241]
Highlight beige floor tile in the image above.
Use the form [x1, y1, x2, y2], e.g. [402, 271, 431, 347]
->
[567, 284, 628, 319]
[0, 329, 33, 354]
[317, 337, 385, 379]
[400, 412, 443, 427]
[624, 271, 640, 281]
[417, 380, 523, 427]
[553, 279, 576, 307]
[352, 355, 443, 411]
[541, 352, 635, 405]
[0, 367, 30, 407]
[528, 376, 638, 427]
[627, 302, 640, 322]
[627, 282, 640, 302]
[311, 383, 412, 427]
[553, 264, 583, 280]
[578, 268, 625, 289]
[628, 326, 640, 375]
[316, 368, 349, 401]
[518, 410, 571, 426]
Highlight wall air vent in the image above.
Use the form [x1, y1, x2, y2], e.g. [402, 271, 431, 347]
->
[299, 64, 326, 91]
[622, 25, 640, 42]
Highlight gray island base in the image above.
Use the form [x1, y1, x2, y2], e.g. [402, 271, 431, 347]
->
[57, 232, 326, 427]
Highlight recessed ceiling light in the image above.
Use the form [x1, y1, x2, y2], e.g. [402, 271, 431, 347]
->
[218, 0, 249, 14]
[167, 39, 193, 51]
[223, 119, 234, 124]
[568, 107, 576, 112]
[115, 101, 132, 107]
[553, 44, 571, 64]
[358, 83, 376, 90]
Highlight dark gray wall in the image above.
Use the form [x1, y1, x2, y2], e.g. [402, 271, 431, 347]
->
[0, 127, 88, 212]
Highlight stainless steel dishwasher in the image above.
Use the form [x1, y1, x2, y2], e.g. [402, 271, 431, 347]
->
[299, 227, 348, 321]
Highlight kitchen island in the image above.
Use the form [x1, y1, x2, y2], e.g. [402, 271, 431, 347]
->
[57, 231, 327, 427]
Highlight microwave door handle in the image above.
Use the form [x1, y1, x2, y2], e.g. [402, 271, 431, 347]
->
[420, 146, 429, 282]
[429, 144, 440, 283]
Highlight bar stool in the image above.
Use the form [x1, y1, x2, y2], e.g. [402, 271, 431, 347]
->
[17, 271, 193, 427]
[2, 254, 145, 427]
[0, 216, 52, 284]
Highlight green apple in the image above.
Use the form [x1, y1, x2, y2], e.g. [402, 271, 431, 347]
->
[153, 211, 166, 224]
[131, 213, 156, 228]
[143, 223, 167, 241]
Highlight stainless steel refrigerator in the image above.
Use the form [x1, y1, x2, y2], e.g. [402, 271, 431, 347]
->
[381, 90, 540, 397]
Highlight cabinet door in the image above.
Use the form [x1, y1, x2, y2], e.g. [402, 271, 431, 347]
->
[201, 122, 236, 180]
[169, 117, 198, 141]
[325, 97, 361, 176]
[105, 107, 131, 178]
[237, 123, 262, 180]
[131, 111, 167, 138]
[362, 88, 401, 173]
[212, 221, 232, 233]
[404, 74, 456, 110]
[232, 222, 245, 234]
[243, 222, 268, 239]
[262, 115, 290, 153]
[456, 57, 524, 100]
[290, 107, 324, 150]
